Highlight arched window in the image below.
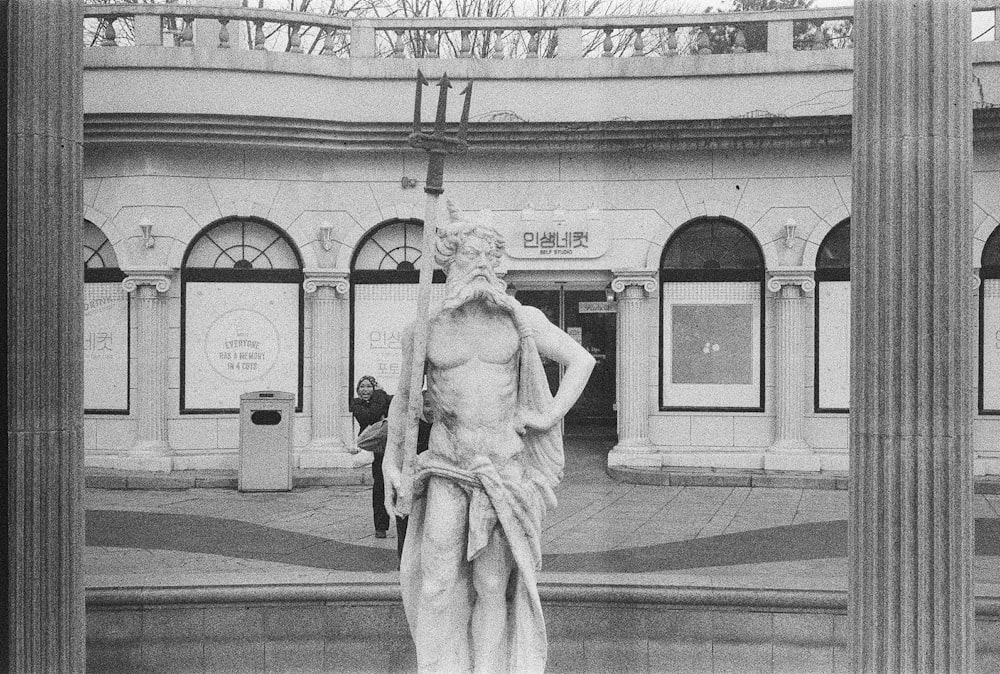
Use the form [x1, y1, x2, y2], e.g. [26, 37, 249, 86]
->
[815, 219, 850, 413]
[351, 219, 445, 395]
[180, 217, 303, 414]
[659, 217, 765, 411]
[980, 226, 1000, 414]
[84, 221, 129, 414]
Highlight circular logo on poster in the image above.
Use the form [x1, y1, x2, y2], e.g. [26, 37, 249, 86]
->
[204, 309, 280, 382]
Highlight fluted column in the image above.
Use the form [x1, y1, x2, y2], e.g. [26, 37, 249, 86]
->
[764, 270, 818, 471]
[7, 2, 85, 671]
[608, 271, 657, 467]
[301, 272, 359, 468]
[851, 2, 973, 672]
[122, 273, 173, 471]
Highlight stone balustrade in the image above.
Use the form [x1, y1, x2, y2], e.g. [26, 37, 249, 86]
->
[83, 3, 879, 59]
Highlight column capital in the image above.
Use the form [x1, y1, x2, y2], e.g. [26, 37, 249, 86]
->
[611, 270, 658, 295]
[303, 270, 349, 296]
[766, 268, 815, 294]
[122, 271, 172, 294]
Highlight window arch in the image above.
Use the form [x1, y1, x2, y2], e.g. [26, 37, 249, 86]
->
[815, 219, 851, 413]
[351, 219, 445, 396]
[83, 221, 129, 414]
[980, 226, 1000, 414]
[659, 217, 765, 411]
[180, 217, 304, 414]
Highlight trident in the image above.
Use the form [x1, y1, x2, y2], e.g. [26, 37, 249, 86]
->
[395, 70, 473, 516]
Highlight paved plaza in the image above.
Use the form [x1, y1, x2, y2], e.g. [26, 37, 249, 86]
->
[84, 440, 1000, 596]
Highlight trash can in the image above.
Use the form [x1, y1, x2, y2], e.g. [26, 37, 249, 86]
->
[239, 391, 295, 492]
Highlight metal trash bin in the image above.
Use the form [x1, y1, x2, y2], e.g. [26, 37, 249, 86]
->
[239, 391, 294, 492]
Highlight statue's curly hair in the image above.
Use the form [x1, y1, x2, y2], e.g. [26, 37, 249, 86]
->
[434, 221, 506, 270]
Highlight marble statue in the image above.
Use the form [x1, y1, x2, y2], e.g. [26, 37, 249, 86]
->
[383, 215, 595, 673]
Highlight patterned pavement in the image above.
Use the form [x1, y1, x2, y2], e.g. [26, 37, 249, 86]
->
[84, 439, 1000, 594]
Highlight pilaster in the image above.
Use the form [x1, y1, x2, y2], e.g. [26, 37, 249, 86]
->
[764, 269, 818, 471]
[300, 271, 363, 468]
[122, 272, 173, 472]
[7, 2, 86, 670]
[851, 2, 974, 671]
[607, 271, 658, 467]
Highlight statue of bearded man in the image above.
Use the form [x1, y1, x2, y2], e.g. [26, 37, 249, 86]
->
[383, 215, 595, 674]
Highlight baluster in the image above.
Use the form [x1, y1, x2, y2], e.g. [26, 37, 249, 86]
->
[810, 21, 827, 50]
[459, 30, 472, 58]
[663, 26, 678, 56]
[180, 16, 194, 47]
[289, 24, 302, 53]
[393, 30, 406, 58]
[427, 29, 439, 58]
[602, 28, 614, 57]
[631, 27, 645, 56]
[101, 16, 118, 47]
[320, 27, 334, 55]
[492, 29, 504, 59]
[218, 19, 230, 48]
[731, 26, 747, 53]
[696, 26, 712, 54]
[254, 21, 266, 50]
[527, 29, 540, 58]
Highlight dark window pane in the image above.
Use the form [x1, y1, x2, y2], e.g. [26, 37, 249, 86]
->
[817, 221, 850, 270]
[661, 219, 763, 271]
[983, 227, 1000, 268]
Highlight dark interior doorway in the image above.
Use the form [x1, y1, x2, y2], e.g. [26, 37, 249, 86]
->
[517, 288, 617, 439]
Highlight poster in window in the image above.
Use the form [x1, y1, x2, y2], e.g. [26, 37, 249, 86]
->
[818, 281, 851, 410]
[84, 283, 129, 411]
[983, 280, 1000, 411]
[354, 284, 446, 395]
[661, 282, 761, 409]
[671, 305, 753, 385]
[184, 283, 299, 410]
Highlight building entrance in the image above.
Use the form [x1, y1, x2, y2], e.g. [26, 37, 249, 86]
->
[517, 288, 617, 438]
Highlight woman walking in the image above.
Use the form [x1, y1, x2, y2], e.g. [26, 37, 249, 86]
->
[350, 375, 392, 538]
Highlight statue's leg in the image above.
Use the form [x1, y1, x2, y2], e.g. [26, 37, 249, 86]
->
[416, 477, 473, 672]
[470, 528, 514, 674]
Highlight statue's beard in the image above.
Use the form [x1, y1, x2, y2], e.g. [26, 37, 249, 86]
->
[442, 270, 508, 312]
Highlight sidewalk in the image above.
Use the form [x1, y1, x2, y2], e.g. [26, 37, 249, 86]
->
[84, 439, 1000, 597]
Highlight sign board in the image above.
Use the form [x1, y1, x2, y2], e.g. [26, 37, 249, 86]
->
[579, 301, 617, 314]
[84, 283, 130, 411]
[567, 326, 583, 344]
[354, 284, 446, 395]
[184, 282, 299, 411]
[505, 208, 610, 259]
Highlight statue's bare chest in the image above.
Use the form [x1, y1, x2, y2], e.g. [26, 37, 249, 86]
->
[426, 306, 520, 369]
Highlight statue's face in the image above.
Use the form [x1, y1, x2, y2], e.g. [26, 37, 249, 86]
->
[450, 235, 500, 285]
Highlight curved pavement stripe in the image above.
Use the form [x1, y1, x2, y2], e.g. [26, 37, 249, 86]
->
[87, 510, 1000, 573]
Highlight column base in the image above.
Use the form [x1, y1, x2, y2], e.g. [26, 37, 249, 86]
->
[298, 438, 368, 469]
[763, 449, 822, 472]
[608, 444, 661, 468]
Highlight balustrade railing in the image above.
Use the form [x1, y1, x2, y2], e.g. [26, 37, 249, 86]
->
[83, 2, 998, 60]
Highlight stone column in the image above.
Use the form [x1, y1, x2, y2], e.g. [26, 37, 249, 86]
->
[851, 2, 974, 671]
[300, 272, 360, 468]
[122, 273, 173, 471]
[7, 2, 85, 671]
[764, 270, 818, 471]
[607, 271, 658, 467]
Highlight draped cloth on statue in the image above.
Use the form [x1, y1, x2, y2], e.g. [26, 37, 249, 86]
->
[399, 314, 564, 674]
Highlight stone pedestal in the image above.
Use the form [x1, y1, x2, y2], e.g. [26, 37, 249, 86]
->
[300, 272, 362, 468]
[122, 273, 173, 472]
[764, 271, 819, 471]
[7, 2, 86, 671]
[608, 271, 658, 467]
[850, 2, 974, 671]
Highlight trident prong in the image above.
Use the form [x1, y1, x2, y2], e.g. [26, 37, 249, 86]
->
[408, 71, 473, 195]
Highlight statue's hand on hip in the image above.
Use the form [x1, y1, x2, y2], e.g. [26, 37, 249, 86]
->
[514, 409, 556, 435]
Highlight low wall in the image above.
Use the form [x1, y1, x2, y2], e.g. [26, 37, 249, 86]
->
[87, 582, 1000, 673]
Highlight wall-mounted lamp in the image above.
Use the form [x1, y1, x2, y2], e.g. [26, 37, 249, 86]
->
[319, 224, 335, 251]
[139, 219, 155, 248]
[783, 218, 797, 249]
[401, 176, 418, 189]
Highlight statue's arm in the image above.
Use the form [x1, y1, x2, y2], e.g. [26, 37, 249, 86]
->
[519, 305, 596, 432]
[383, 322, 414, 517]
